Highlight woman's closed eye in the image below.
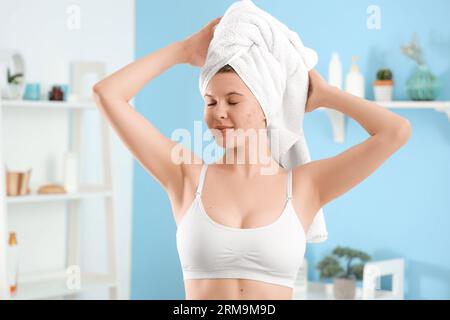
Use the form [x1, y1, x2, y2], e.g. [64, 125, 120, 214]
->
[206, 101, 239, 106]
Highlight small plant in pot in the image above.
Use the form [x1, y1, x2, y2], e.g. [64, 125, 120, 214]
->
[316, 246, 371, 299]
[373, 68, 394, 101]
[6, 67, 24, 100]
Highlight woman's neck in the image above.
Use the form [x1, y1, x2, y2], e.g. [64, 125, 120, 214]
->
[215, 143, 283, 177]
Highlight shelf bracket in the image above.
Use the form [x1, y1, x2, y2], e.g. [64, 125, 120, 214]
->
[434, 108, 450, 122]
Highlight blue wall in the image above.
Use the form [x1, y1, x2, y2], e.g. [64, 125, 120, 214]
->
[132, 0, 450, 299]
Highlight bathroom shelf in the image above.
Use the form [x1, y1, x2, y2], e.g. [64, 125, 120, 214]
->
[293, 281, 396, 300]
[294, 259, 404, 300]
[6, 186, 113, 204]
[0, 98, 119, 300]
[318, 100, 450, 143]
[1, 99, 97, 110]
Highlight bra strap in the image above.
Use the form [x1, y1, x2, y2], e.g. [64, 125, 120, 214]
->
[287, 169, 293, 200]
[195, 163, 208, 196]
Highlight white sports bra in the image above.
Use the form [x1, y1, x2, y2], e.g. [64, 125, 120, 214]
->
[176, 163, 306, 289]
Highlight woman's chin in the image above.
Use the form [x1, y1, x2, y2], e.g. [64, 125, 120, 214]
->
[213, 135, 235, 148]
[215, 140, 232, 148]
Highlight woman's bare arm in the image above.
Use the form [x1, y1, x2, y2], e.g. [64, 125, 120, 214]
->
[92, 41, 195, 198]
[92, 17, 221, 200]
[299, 69, 412, 214]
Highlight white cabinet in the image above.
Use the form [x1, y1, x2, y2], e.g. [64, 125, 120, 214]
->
[0, 99, 118, 300]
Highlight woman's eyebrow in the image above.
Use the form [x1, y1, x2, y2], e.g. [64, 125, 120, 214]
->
[204, 91, 244, 97]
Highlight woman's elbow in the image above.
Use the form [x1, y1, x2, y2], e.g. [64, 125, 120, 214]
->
[92, 81, 125, 103]
[397, 119, 412, 140]
[92, 81, 106, 98]
[92, 82, 115, 110]
[389, 119, 412, 145]
[92, 82, 115, 104]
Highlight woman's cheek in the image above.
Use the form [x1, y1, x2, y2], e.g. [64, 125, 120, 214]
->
[204, 112, 213, 128]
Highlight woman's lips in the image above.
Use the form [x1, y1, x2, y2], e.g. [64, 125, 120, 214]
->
[219, 127, 233, 134]
[215, 126, 234, 131]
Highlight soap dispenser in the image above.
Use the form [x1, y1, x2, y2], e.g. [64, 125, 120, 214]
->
[345, 56, 365, 98]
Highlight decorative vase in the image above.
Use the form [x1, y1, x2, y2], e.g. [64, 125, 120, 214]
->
[23, 83, 41, 100]
[0, 50, 26, 100]
[8, 83, 24, 100]
[406, 64, 440, 101]
[333, 277, 356, 299]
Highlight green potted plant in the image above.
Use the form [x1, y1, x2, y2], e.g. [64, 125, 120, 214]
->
[316, 246, 371, 299]
[373, 68, 394, 101]
[6, 67, 24, 100]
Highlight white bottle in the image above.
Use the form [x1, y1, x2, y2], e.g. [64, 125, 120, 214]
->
[63, 151, 79, 193]
[7, 232, 19, 295]
[294, 258, 308, 293]
[328, 52, 343, 90]
[345, 56, 365, 98]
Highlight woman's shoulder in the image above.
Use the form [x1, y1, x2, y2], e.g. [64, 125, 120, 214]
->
[167, 160, 204, 220]
[292, 163, 316, 194]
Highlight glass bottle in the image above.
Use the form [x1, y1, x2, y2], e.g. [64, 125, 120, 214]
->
[7, 232, 19, 295]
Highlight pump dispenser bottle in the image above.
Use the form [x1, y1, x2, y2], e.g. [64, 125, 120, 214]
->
[345, 56, 365, 98]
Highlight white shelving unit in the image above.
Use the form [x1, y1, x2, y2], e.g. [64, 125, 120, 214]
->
[294, 259, 405, 300]
[318, 100, 450, 143]
[0, 99, 118, 300]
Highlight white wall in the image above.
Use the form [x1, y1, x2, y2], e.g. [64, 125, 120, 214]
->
[0, 0, 134, 299]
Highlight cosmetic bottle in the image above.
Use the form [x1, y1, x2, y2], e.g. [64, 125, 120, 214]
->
[345, 56, 365, 98]
[63, 151, 79, 193]
[7, 232, 19, 295]
[328, 52, 343, 90]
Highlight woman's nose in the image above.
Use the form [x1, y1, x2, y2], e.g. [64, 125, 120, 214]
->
[215, 102, 228, 119]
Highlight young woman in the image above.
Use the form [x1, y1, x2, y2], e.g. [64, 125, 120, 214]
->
[93, 17, 411, 300]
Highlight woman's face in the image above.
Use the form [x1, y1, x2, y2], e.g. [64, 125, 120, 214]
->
[203, 71, 266, 149]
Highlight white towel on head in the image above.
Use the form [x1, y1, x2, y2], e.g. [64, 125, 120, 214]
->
[199, 0, 327, 243]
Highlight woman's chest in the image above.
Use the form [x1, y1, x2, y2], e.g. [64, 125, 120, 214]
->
[197, 178, 311, 230]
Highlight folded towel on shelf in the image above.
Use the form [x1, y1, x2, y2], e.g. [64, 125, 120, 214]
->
[199, 0, 327, 243]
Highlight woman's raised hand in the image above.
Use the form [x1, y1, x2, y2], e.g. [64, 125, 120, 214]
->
[305, 69, 333, 113]
[182, 16, 222, 67]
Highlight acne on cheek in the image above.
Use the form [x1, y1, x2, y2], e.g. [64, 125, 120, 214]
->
[244, 110, 261, 125]
[245, 111, 254, 121]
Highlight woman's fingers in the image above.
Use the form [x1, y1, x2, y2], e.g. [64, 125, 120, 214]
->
[211, 16, 222, 28]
